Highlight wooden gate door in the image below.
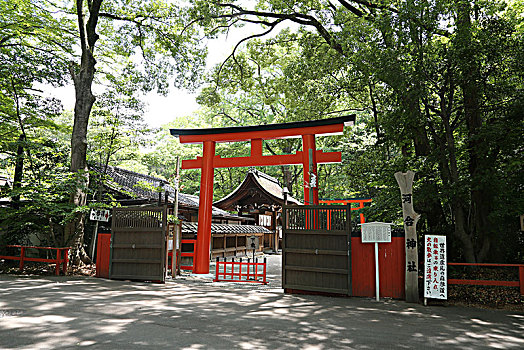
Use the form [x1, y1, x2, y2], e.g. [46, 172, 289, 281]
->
[110, 206, 168, 282]
[282, 205, 351, 295]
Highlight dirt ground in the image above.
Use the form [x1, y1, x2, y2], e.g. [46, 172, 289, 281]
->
[1, 253, 522, 311]
[1, 258, 523, 349]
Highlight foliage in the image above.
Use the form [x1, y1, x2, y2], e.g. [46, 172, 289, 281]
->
[187, 0, 524, 262]
[141, 115, 206, 196]
[0, 0, 77, 247]
[0, 0, 522, 266]
[87, 76, 155, 203]
[60, 0, 208, 263]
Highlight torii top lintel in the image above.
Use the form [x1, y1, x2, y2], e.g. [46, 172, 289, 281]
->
[170, 115, 355, 169]
[170, 115, 355, 144]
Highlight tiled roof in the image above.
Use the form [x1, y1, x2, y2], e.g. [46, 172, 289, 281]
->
[182, 222, 271, 235]
[91, 164, 239, 219]
[251, 170, 301, 205]
[214, 169, 301, 209]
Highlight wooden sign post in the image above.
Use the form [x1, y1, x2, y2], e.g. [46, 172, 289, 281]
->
[394, 171, 420, 303]
[359, 222, 392, 301]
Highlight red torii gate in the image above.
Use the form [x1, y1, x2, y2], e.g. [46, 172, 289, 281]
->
[319, 198, 373, 224]
[170, 115, 355, 273]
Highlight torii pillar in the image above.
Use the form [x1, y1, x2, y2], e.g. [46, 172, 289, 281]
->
[171, 115, 355, 273]
[196, 140, 216, 273]
[303, 134, 318, 205]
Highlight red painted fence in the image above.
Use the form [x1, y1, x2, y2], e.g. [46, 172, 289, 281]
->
[178, 239, 197, 271]
[351, 232, 406, 299]
[167, 239, 197, 272]
[0, 245, 69, 275]
[448, 262, 524, 295]
[95, 234, 111, 278]
[214, 257, 267, 284]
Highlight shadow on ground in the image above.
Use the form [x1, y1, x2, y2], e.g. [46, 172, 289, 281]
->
[0, 256, 523, 349]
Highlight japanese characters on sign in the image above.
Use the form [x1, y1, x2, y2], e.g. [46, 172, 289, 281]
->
[424, 235, 447, 300]
[406, 238, 417, 250]
[360, 222, 392, 243]
[258, 215, 272, 227]
[89, 209, 110, 222]
[309, 172, 317, 188]
[404, 215, 415, 227]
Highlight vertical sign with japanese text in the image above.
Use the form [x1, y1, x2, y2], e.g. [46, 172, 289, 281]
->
[395, 171, 420, 303]
[424, 235, 447, 300]
[258, 215, 272, 227]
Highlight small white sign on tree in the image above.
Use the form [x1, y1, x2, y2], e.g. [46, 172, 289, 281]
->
[89, 209, 110, 222]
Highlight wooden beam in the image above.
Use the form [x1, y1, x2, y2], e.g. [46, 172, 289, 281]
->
[176, 124, 344, 144]
[182, 150, 341, 169]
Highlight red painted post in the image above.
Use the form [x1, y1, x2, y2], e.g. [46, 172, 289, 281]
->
[519, 266, 524, 295]
[263, 258, 267, 284]
[194, 140, 215, 274]
[251, 138, 263, 157]
[54, 248, 60, 275]
[214, 257, 219, 281]
[302, 134, 318, 205]
[19, 247, 25, 271]
[62, 248, 69, 275]
[247, 258, 250, 281]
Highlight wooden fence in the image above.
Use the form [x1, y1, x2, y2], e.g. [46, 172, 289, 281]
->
[282, 204, 352, 296]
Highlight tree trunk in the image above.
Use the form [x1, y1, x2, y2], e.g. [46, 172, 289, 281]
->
[455, 0, 492, 262]
[12, 134, 25, 209]
[65, 73, 96, 264]
[65, 0, 103, 265]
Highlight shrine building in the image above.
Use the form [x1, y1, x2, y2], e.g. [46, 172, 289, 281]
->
[213, 169, 300, 251]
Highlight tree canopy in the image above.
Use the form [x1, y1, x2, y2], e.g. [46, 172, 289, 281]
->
[0, 0, 522, 264]
[186, 0, 523, 262]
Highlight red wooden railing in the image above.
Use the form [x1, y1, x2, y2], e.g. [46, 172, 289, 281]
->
[319, 198, 372, 224]
[177, 239, 197, 271]
[214, 257, 267, 284]
[448, 262, 524, 295]
[0, 245, 70, 275]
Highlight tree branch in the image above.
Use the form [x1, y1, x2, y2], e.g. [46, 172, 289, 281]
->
[216, 19, 283, 84]
[76, 0, 87, 53]
[214, 2, 344, 54]
[86, 0, 102, 49]
[216, 110, 240, 124]
[337, 0, 366, 17]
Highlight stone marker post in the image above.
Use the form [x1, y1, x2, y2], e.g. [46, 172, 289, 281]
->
[395, 171, 420, 303]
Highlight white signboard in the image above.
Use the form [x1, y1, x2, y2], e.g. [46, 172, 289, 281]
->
[359, 222, 392, 243]
[90, 209, 110, 222]
[258, 215, 271, 227]
[424, 235, 447, 300]
[358, 222, 392, 301]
